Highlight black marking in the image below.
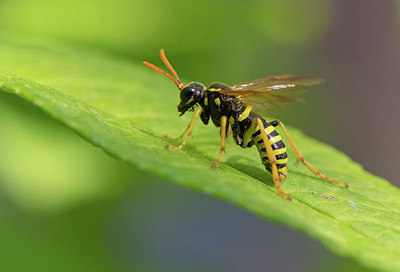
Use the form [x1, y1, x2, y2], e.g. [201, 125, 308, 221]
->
[270, 120, 279, 127]
[272, 140, 285, 150]
[264, 160, 286, 168]
[252, 129, 261, 137]
[276, 153, 287, 160]
[276, 164, 286, 169]
[268, 130, 279, 137]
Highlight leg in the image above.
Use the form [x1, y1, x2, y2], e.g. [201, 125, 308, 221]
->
[227, 126, 233, 140]
[166, 107, 203, 151]
[257, 118, 292, 200]
[271, 120, 348, 188]
[242, 117, 258, 147]
[211, 116, 228, 169]
[164, 125, 190, 141]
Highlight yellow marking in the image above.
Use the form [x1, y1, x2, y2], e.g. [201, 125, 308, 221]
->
[208, 88, 221, 92]
[262, 157, 288, 166]
[265, 125, 275, 135]
[256, 118, 290, 199]
[229, 116, 235, 125]
[278, 166, 287, 174]
[256, 134, 282, 145]
[204, 97, 208, 105]
[237, 106, 253, 122]
[268, 135, 282, 144]
[253, 134, 263, 142]
[186, 97, 194, 104]
[242, 118, 258, 146]
[276, 158, 288, 165]
[278, 167, 288, 180]
[214, 98, 221, 106]
[273, 148, 286, 156]
[253, 125, 262, 143]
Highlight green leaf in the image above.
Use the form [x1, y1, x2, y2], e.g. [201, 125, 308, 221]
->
[0, 89, 141, 212]
[0, 33, 399, 272]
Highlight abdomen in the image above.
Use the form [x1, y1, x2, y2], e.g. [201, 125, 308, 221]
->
[252, 119, 288, 179]
[229, 104, 288, 179]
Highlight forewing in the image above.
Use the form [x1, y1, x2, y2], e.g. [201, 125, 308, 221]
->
[221, 75, 324, 116]
[230, 74, 324, 90]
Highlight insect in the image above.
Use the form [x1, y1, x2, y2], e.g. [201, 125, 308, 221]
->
[143, 50, 348, 200]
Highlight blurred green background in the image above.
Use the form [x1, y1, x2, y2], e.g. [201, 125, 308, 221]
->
[0, 0, 398, 271]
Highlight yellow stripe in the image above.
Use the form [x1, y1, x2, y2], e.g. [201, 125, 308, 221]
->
[255, 134, 283, 146]
[237, 106, 252, 121]
[208, 88, 221, 92]
[276, 158, 288, 165]
[214, 98, 221, 106]
[273, 148, 286, 156]
[278, 166, 287, 175]
[278, 166, 287, 174]
[204, 97, 208, 105]
[268, 135, 282, 144]
[265, 125, 275, 135]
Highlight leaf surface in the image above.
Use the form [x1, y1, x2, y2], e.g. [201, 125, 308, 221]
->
[0, 34, 399, 272]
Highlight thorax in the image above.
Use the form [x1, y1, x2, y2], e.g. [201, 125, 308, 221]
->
[200, 83, 241, 127]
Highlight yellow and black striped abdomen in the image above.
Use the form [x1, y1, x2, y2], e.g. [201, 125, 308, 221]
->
[252, 120, 288, 179]
[229, 104, 288, 179]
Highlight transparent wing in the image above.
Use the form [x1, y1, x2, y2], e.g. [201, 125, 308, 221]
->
[220, 74, 324, 116]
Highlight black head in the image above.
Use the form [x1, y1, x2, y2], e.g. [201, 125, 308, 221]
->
[178, 82, 206, 115]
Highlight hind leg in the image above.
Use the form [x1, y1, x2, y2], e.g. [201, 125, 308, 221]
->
[257, 118, 292, 200]
[270, 120, 348, 188]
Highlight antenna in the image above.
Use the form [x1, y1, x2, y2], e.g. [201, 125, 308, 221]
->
[143, 49, 184, 90]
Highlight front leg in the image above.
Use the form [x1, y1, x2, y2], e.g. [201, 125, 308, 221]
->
[165, 107, 203, 151]
[211, 115, 228, 168]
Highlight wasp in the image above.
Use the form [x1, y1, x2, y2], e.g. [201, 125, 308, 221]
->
[143, 50, 348, 200]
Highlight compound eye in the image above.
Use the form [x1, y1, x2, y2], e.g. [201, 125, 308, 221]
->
[180, 87, 194, 103]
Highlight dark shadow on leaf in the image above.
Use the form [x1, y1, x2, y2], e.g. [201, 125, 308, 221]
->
[225, 155, 274, 187]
